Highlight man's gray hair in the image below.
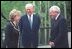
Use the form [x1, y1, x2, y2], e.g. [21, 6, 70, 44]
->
[25, 3, 34, 9]
[49, 6, 60, 14]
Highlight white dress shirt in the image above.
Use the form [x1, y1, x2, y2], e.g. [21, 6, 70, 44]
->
[55, 13, 60, 20]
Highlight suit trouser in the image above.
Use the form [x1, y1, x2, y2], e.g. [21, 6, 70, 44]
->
[22, 37, 38, 48]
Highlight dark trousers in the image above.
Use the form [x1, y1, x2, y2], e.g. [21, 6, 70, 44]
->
[22, 38, 38, 48]
[6, 40, 18, 48]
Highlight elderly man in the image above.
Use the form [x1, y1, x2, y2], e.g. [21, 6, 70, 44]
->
[19, 3, 41, 48]
[48, 6, 69, 48]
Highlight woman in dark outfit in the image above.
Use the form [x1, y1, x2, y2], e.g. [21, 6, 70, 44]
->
[5, 9, 21, 48]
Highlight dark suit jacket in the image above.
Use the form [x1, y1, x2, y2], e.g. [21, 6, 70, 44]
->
[50, 15, 69, 48]
[19, 14, 41, 47]
[5, 22, 19, 48]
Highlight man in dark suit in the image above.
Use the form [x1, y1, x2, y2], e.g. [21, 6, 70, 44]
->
[49, 6, 69, 48]
[19, 3, 41, 48]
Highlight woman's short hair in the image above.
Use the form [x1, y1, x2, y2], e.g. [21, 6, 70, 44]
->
[9, 9, 21, 21]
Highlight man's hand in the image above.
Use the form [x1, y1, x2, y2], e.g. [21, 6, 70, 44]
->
[49, 41, 55, 47]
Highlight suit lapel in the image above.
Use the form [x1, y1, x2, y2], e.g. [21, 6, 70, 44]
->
[52, 15, 61, 28]
[32, 14, 34, 30]
[32, 14, 36, 30]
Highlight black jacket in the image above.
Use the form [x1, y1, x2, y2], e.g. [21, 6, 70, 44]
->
[5, 21, 19, 48]
[50, 15, 69, 48]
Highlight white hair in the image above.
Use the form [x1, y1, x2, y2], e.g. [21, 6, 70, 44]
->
[49, 6, 60, 14]
[25, 3, 34, 9]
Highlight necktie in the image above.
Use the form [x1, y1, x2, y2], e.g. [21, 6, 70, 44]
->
[29, 15, 32, 29]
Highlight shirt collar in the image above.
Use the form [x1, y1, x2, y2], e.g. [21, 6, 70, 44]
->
[55, 13, 60, 20]
[27, 14, 33, 18]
